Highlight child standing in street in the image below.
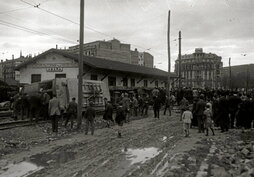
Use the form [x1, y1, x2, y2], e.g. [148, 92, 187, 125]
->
[182, 106, 193, 137]
[203, 104, 215, 136]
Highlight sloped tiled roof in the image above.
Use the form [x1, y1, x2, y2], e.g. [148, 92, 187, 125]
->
[16, 48, 176, 78]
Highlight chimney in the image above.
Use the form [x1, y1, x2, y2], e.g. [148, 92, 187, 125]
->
[12, 55, 14, 60]
[56, 44, 58, 49]
[135, 48, 137, 51]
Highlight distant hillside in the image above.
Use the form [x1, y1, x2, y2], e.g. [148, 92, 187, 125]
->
[223, 64, 254, 75]
[222, 64, 254, 89]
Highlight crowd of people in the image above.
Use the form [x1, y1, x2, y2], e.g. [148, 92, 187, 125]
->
[181, 90, 254, 137]
[7, 87, 254, 138]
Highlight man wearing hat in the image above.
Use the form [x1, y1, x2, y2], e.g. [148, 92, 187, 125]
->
[65, 97, 77, 129]
[194, 94, 206, 133]
[84, 101, 96, 135]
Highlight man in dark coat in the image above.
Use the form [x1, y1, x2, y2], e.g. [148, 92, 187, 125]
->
[20, 93, 29, 120]
[217, 95, 229, 132]
[12, 93, 21, 120]
[228, 94, 241, 128]
[84, 101, 96, 135]
[237, 96, 252, 129]
[115, 102, 125, 138]
[122, 93, 131, 122]
[41, 91, 51, 120]
[103, 98, 114, 128]
[191, 97, 198, 127]
[138, 95, 144, 114]
[65, 97, 77, 129]
[212, 95, 220, 127]
[164, 95, 171, 116]
[194, 94, 206, 133]
[132, 96, 139, 117]
[29, 93, 42, 123]
[153, 96, 161, 118]
[142, 94, 150, 117]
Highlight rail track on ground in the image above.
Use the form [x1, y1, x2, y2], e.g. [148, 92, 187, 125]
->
[0, 106, 181, 130]
[0, 119, 48, 130]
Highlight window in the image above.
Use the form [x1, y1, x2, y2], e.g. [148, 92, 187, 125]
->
[122, 77, 128, 87]
[144, 80, 148, 87]
[90, 74, 98, 80]
[131, 78, 135, 87]
[31, 74, 41, 83]
[155, 81, 158, 87]
[55, 74, 66, 78]
[108, 76, 116, 86]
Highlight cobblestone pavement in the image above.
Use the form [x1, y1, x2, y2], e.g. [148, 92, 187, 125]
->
[0, 111, 253, 177]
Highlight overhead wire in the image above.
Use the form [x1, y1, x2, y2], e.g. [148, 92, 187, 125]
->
[3, 13, 78, 44]
[19, 0, 174, 56]
[0, 19, 77, 44]
[0, 6, 32, 14]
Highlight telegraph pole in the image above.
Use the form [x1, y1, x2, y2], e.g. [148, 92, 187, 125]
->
[178, 31, 182, 88]
[229, 57, 232, 90]
[246, 65, 249, 92]
[167, 10, 171, 96]
[77, 0, 84, 129]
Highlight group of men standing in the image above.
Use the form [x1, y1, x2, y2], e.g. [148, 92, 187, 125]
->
[11, 90, 51, 122]
[11, 87, 254, 137]
[192, 92, 254, 133]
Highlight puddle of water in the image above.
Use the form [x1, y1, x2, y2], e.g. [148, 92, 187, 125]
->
[0, 161, 43, 177]
[122, 147, 161, 165]
[30, 151, 77, 166]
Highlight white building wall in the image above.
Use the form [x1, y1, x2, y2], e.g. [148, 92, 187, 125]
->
[19, 52, 167, 88]
[19, 53, 78, 84]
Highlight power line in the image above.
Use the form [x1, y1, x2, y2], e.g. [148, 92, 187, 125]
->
[3, 13, 77, 44]
[0, 6, 32, 14]
[19, 0, 167, 54]
[0, 20, 77, 44]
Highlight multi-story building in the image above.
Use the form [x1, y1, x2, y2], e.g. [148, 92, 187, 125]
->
[0, 55, 30, 85]
[175, 48, 223, 89]
[67, 39, 154, 68]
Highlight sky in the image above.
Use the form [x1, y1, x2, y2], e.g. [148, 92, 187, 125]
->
[0, 0, 253, 72]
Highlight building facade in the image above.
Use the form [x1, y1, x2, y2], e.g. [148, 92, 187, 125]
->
[0, 55, 30, 85]
[16, 49, 173, 91]
[67, 39, 154, 68]
[175, 48, 223, 89]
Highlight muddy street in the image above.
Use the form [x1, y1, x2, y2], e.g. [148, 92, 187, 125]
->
[0, 111, 184, 177]
[0, 111, 254, 177]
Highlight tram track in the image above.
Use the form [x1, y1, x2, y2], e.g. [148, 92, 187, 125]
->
[0, 120, 47, 130]
[0, 107, 180, 131]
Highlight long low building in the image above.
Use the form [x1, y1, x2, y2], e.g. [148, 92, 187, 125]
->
[16, 49, 175, 94]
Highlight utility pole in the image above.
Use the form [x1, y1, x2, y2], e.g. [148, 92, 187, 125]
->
[246, 65, 249, 92]
[229, 57, 232, 90]
[77, 0, 84, 129]
[178, 31, 182, 89]
[167, 10, 171, 96]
